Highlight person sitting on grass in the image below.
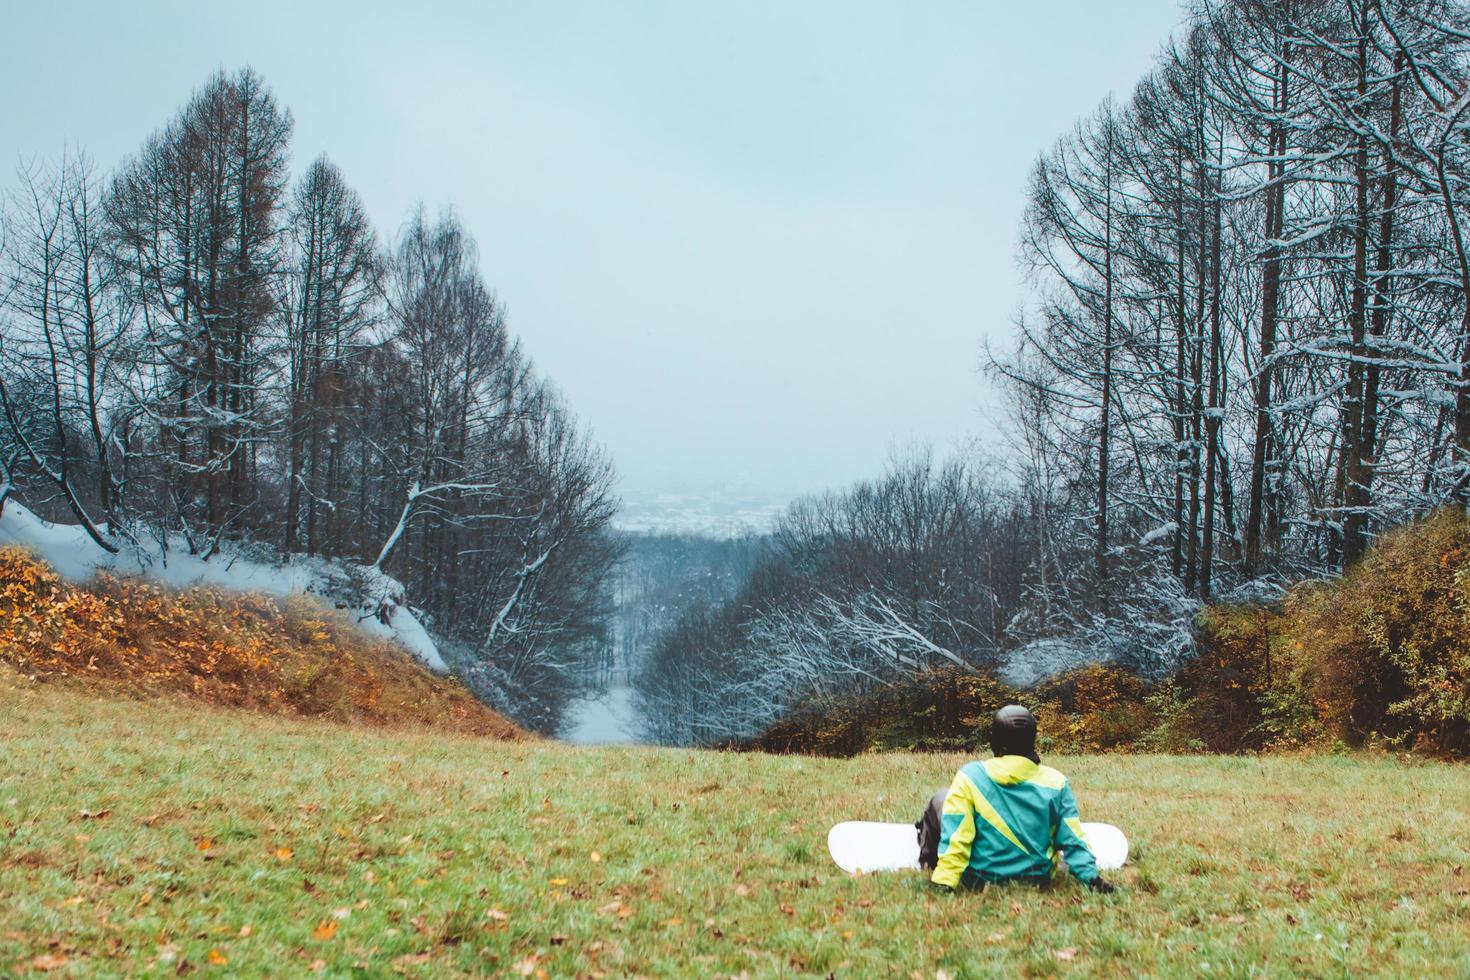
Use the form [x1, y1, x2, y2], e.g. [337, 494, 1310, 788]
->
[916, 704, 1116, 893]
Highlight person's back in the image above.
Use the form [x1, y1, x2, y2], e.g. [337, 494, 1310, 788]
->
[923, 705, 1114, 893]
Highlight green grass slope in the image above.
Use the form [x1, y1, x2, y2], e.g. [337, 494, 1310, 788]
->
[3, 672, 1468, 978]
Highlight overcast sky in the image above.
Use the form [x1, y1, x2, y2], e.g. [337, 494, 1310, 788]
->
[2, 0, 1185, 523]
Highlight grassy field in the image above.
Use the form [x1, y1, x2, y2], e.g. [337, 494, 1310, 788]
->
[3, 672, 1469, 978]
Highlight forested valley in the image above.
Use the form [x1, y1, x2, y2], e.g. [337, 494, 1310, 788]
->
[8, 0, 1470, 754]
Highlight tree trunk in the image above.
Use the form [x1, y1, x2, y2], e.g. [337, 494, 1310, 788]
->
[1340, 19, 1372, 567]
[1246, 42, 1291, 571]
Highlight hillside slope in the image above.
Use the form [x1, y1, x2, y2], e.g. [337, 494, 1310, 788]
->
[2, 678, 1468, 977]
[0, 549, 518, 738]
[0, 502, 446, 672]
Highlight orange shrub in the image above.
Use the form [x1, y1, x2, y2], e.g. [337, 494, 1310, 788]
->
[0, 547, 520, 738]
[1284, 509, 1470, 753]
[1034, 664, 1153, 752]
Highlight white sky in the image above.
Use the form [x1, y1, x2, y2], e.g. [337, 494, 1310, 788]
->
[2, 0, 1186, 520]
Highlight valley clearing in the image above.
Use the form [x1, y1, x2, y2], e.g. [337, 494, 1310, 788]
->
[2, 674, 1468, 977]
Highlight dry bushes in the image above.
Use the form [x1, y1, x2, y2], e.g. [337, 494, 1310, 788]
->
[1283, 509, 1470, 753]
[747, 509, 1470, 758]
[747, 668, 1022, 756]
[744, 665, 1150, 757]
[0, 548, 520, 738]
[1033, 664, 1153, 752]
[1179, 509, 1470, 755]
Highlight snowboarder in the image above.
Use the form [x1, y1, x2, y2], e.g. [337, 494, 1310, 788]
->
[916, 704, 1116, 893]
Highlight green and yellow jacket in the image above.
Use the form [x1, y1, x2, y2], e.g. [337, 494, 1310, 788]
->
[931, 755, 1098, 890]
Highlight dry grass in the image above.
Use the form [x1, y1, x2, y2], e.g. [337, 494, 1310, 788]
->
[0, 547, 519, 739]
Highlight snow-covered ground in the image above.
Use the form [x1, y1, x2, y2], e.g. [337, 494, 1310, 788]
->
[562, 685, 641, 744]
[0, 501, 447, 672]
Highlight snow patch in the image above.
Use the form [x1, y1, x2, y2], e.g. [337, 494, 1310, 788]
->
[0, 501, 447, 673]
[998, 638, 1101, 688]
[1138, 522, 1177, 547]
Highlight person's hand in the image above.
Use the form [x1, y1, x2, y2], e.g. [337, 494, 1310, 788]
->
[927, 880, 955, 895]
[1087, 876, 1117, 894]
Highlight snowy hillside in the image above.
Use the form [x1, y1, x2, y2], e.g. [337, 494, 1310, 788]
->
[0, 502, 446, 673]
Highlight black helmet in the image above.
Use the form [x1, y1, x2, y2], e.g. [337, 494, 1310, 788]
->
[989, 704, 1039, 763]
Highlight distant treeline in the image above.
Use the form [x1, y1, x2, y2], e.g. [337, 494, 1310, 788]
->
[0, 68, 618, 731]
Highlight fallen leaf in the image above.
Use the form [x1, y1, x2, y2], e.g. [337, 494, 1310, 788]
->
[207, 949, 227, 966]
[31, 954, 69, 971]
[590, 851, 603, 863]
[1055, 947, 1077, 962]
[513, 954, 541, 976]
[312, 920, 339, 941]
[548, 877, 569, 886]
[663, 917, 684, 927]
[485, 908, 510, 921]
[274, 847, 294, 861]
[195, 837, 213, 852]
[986, 932, 1006, 944]
[332, 907, 351, 920]
[80, 808, 112, 820]
[598, 901, 622, 915]
[734, 884, 751, 898]
[550, 934, 568, 945]
[238, 925, 252, 938]
[779, 904, 796, 916]
[394, 952, 432, 966]
[309, 960, 326, 972]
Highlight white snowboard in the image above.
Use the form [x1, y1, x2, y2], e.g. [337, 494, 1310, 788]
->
[827, 820, 1128, 875]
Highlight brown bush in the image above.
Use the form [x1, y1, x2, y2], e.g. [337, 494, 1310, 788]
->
[1178, 604, 1280, 752]
[1285, 509, 1470, 753]
[1033, 664, 1154, 752]
[745, 668, 1022, 756]
[0, 547, 521, 739]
